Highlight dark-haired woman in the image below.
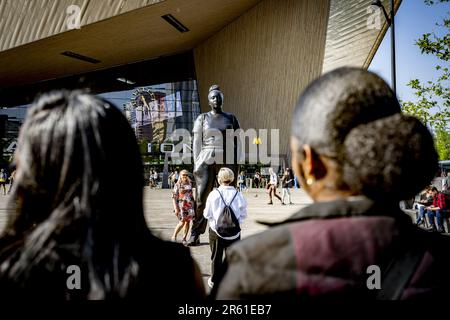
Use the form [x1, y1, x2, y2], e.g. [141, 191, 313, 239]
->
[0, 91, 204, 300]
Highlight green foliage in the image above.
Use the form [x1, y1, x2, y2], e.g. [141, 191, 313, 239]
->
[401, 66, 450, 131]
[435, 128, 450, 160]
[138, 138, 150, 154]
[401, 0, 450, 160]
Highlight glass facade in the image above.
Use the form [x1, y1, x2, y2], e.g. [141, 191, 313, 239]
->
[0, 52, 199, 172]
[97, 80, 200, 170]
[0, 80, 200, 168]
[0, 106, 28, 162]
[100, 80, 200, 145]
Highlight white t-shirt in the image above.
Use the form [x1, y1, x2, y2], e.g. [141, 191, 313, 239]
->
[269, 172, 278, 185]
[443, 176, 449, 190]
[203, 186, 248, 240]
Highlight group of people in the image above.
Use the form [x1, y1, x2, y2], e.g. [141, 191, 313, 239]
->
[0, 67, 449, 300]
[415, 185, 449, 232]
[265, 167, 295, 205]
[148, 170, 160, 188]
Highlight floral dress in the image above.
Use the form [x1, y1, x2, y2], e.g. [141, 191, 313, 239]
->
[173, 182, 195, 222]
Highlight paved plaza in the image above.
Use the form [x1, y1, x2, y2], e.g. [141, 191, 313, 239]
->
[0, 188, 443, 293]
[144, 187, 312, 291]
[0, 187, 313, 292]
[0, 194, 9, 235]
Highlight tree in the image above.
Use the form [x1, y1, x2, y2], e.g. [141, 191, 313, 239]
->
[435, 128, 450, 160]
[138, 138, 150, 155]
[402, 66, 450, 132]
[401, 0, 450, 160]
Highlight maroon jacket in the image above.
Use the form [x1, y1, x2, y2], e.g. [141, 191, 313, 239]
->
[215, 198, 450, 300]
[432, 193, 447, 210]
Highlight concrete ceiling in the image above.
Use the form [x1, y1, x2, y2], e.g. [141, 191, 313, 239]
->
[0, 0, 165, 51]
[322, 0, 402, 73]
[0, 0, 261, 87]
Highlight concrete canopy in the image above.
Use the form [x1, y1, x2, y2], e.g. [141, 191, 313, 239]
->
[0, 0, 402, 89]
[0, 0, 261, 87]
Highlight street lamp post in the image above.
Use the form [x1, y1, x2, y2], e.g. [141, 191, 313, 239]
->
[371, 0, 396, 95]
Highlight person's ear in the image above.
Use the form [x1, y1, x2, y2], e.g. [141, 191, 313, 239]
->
[302, 145, 315, 185]
[302, 145, 328, 185]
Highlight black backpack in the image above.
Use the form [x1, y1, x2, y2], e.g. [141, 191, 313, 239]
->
[215, 189, 241, 238]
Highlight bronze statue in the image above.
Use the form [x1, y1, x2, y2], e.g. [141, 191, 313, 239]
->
[187, 85, 240, 246]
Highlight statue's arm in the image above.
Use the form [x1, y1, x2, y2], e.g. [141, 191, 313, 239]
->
[233, 114, 241, 130]
[192, 114, 203, 163]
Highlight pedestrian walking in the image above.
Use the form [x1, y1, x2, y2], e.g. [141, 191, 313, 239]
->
[237, 171, 246, 192]
[281, 168, 294, 205]
[0, 169, 7, 195]
[171, 170, 195, 245]
[203, 168, 247, 289]
[267, 168, 282, 204]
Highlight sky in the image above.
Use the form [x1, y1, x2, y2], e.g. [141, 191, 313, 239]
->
[369, 0, 450, 102]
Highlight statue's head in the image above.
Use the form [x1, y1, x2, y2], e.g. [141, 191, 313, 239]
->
[208, 85, 223, 112]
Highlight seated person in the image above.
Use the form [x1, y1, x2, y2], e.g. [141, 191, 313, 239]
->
[426, 187, 448, 233]
[415, 186, 433, 225]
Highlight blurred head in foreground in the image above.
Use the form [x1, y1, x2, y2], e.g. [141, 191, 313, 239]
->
[290, 67, 438, 204]
[0, 90, 203, 299]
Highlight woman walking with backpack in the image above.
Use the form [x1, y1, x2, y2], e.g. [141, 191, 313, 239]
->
[203, 167, 247, 289]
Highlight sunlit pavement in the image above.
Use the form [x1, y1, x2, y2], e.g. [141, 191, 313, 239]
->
[2, 188, 443, 294]
[0, 187, 313, 293]
[144, 187, 312, 293]
[0, 193, 9, 234]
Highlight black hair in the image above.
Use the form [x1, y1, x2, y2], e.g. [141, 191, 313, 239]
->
[291, 67, 438, 201]
[209, 84, 220, 92]
[342, 114, 438, 201]
[292, 67, 400, 160]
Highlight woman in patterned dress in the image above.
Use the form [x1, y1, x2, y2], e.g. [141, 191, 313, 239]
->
[171, 170, 195, 244]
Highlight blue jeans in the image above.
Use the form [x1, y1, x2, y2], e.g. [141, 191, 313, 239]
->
[427, 209, 444, 229]
[416, 205, 426, 223]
